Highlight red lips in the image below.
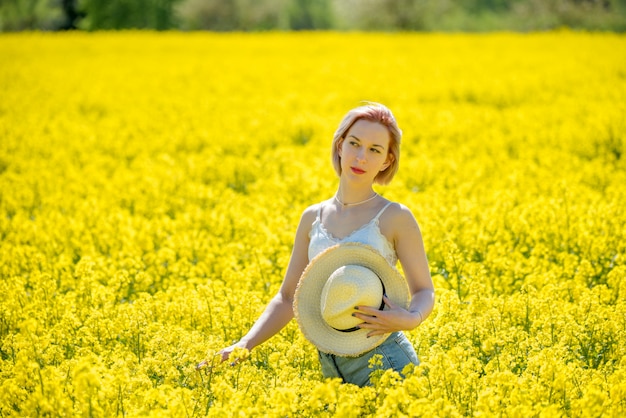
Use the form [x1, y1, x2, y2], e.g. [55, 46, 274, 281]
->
[350, 167, 365, 174]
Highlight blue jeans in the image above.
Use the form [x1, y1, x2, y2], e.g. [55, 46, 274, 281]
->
[317, 332, 419, 387]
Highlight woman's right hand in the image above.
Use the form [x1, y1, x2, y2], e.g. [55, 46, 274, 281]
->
[196, 341, 249, 370]
[218, 341, 250, 364]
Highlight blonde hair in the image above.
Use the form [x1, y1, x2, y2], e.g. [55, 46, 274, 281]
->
[331, 102, 402, 185]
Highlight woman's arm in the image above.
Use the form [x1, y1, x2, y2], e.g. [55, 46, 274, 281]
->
[211, 206, 316, 363]
[354, 204, 435, 336]
[395, 204, 435, 325]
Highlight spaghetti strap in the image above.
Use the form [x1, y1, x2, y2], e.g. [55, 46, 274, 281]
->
[373, 202, 393, 222]
[316, 202, 323, 220]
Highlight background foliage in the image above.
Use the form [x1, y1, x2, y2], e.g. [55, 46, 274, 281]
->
[1, 0, 626, 31]
[1, 31, 625, 416]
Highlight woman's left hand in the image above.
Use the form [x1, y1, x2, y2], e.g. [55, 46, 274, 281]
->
[353, 295, 421, 337]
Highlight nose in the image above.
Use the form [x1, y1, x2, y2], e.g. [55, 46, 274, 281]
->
[356, 148, 367, 163]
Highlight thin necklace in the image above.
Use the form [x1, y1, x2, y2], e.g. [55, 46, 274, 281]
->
[334, 192, 378, 207]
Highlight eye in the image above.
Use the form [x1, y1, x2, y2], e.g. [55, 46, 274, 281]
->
[370, 148, 381, 154]
[350, 141, 359, 147]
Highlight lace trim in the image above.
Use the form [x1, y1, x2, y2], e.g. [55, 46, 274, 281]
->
[313, 218, 397, 265]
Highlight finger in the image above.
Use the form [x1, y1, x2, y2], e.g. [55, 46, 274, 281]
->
[382, 295, 396, 309]
[355, 317, 386, 328]
[367, 330, 388, 338]
[197, 352, 222, 369]
[355, 305, 379, 316]
[353, 311, 379, 323]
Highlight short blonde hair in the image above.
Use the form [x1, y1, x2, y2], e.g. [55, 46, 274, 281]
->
[331, 102, 402, 185]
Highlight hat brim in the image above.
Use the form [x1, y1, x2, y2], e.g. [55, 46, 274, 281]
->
[293, 242, 410, 357]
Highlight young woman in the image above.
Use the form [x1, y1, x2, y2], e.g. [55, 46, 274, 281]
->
[200, 102, 435, 387]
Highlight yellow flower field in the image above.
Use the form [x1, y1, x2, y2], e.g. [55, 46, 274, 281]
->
[1, 30, 625, 416]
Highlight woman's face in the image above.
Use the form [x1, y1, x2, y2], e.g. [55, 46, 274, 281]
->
[338, 119, 392, 183]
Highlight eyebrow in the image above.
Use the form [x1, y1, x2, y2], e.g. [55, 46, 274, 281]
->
[347, 134, 386, 150]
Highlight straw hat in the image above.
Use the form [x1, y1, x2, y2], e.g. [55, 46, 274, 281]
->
[293, 242, 410, 357]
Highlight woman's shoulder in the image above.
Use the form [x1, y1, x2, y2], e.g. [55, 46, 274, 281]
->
[380, 199, 419, 227]
[300, 204, 318, 221]
[300, 199, 333, 223]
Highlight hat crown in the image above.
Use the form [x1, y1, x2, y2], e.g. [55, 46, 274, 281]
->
[320, 265, 383, 330]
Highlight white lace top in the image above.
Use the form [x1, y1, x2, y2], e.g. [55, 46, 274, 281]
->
[308, 201, 397, 266]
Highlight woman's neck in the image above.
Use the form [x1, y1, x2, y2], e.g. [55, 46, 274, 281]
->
[335, 183, 377, 207]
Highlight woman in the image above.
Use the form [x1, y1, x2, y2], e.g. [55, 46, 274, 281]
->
[201, 102, 435, 387]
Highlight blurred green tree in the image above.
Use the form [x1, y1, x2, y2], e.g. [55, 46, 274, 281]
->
[175, 0, 290, 31]
[175, 0, 331, 31]
[59, 0, 83, 29]
[1, 0, 625, 31]
[0, 0, 62, 30]
[79, 0, 179, 30]
[288, 0, 333, 30]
